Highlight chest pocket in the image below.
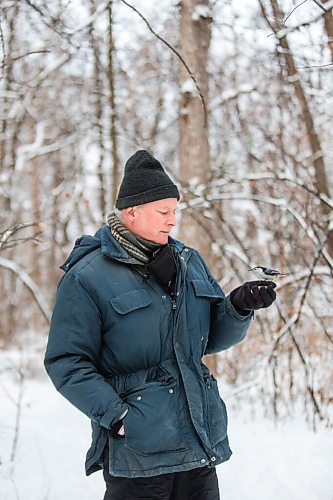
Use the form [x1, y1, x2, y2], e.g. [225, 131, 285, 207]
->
[191, 279, 224, 301]
[110, 289, 152, 314]
[107, 289, 161, 367]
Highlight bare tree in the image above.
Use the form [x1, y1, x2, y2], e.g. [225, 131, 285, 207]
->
[108, 0, 120, 208]
[178, 0, 220, 375]
[259, 0, 333, 256]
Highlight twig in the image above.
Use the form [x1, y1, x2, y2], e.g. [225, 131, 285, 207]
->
[267, 0, 308, 37]
[3, 50, 51, 68]
[0, 222, 42, 252]
[21, 0, 80, 50]
[10, 365, 25, 464]
[312, 0, 328, 11]
[297, 62, 333, 69]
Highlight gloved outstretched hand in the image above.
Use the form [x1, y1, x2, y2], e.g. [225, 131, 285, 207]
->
[229, 281, 277, 315]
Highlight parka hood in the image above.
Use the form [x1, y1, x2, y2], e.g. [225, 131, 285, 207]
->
[60, 233, 101, 272]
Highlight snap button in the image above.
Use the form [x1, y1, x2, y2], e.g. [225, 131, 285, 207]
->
[184, 248, 188, 252]
[211, 456, 216, 462]
[201, 336, 204, 341]
[169, 389, 174, 394]
[162, 295, 166, 299]
[137, 396, 142, 401]
[200, 459, 206, 464]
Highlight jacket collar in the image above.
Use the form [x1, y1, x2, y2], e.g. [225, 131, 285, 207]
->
[98, 225, 141, 265]
[98, 225, 192, 264]
[60, 225, 193, 273]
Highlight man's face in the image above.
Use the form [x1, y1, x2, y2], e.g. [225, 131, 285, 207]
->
[124, 198, 177, 245]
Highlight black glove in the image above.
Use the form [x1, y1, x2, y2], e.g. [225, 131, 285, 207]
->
[110, 418, 124, 438]
[229, 281, 277, 315]
[145, 245, 176, 294]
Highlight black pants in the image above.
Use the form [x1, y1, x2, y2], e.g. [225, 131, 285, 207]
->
[103, 453, 220, 500]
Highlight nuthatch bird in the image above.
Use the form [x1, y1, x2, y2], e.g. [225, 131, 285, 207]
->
[248, 266, 290, 281]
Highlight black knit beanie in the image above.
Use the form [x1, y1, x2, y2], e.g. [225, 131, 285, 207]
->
[115, 150, 180, 209]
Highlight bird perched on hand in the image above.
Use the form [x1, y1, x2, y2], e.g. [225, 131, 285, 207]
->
[248, 266, 290, 281]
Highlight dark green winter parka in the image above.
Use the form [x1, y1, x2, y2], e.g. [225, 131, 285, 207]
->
[44, 225, 252, 478]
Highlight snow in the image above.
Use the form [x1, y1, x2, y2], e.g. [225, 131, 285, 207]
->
[222, 417, 333, 499]
[180, 78, 197, 95]
[191, 5, 212, 22]
[1, 366, 332, 500]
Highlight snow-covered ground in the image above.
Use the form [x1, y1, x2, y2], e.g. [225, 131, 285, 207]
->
[1, 367, 332, 500]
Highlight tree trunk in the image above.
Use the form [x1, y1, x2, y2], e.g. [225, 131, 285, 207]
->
[0, 1, 19, 343]
[322, 0, 333, 62]
[0, 1, 18, 215]
[108, 1, 120, 209]
[89, 3, 106, 223]
[179, 0, 217, 374]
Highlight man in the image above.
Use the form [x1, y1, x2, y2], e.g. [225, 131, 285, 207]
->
[44, 150, 276, 500]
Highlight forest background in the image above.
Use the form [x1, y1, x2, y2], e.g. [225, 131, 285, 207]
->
[0, 0, 332, 497]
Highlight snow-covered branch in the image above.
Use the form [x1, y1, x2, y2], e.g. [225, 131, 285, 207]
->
[0, 257, 51, 323]
[276, 0, 333, 39]
[63, 0, 111, 36]
[209, 84, 257, 109]
[0, 223, 41, 251]
[212, 172, 333, 210]
[29, 52, 70, 87]
[15, 123, 77, 172]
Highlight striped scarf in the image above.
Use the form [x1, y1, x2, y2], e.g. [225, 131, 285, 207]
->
[107, 211, 161, 264]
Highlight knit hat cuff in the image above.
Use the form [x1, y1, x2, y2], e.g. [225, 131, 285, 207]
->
[116, 184, 180, 209]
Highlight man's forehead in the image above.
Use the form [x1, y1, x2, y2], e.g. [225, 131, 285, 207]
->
[141, 198, 178, 209]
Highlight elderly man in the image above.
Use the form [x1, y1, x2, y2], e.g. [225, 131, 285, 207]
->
[44, 150, 276, 500]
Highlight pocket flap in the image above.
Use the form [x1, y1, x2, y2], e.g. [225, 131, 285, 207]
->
[110, 289, 152, 314]
[191, 279, 224, 300]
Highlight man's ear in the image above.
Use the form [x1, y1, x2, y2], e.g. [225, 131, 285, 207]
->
[123, 206, 136, 221]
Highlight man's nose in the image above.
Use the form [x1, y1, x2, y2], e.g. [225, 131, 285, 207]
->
[168, 213, 176, 227]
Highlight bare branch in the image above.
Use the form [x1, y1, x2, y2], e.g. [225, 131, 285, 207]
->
[265, 0, 333, 39]
[267, 0, 308, 37]
[64, 0, 112, 36]
[3, 50, 51, 69]
[0, 222, 42, 252]
[212, 171, 333, 210]
[312, 0, 331, 12]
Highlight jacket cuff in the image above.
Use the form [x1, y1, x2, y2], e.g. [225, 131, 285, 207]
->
[100, 402, 128, 429]
[226, 295, 253, 321]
